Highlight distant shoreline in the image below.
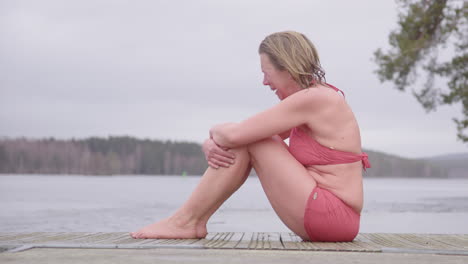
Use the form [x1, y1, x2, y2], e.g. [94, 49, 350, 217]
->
[1, 137, 467, 178]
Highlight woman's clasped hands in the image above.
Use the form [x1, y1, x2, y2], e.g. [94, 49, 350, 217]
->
[202, 138, 236, 169]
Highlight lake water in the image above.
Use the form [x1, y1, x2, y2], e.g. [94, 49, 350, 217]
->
[1, 175, 467, 234]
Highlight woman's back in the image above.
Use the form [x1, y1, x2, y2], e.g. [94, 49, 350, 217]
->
[289, 84, 366, 213]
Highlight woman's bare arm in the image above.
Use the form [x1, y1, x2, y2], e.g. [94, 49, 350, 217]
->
[210, 88, 331, 147]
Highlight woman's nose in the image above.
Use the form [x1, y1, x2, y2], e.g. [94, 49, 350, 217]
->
[263, 77, 269, 86]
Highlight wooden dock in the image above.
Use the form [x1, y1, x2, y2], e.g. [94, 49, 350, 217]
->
[1, 232, 467, 255]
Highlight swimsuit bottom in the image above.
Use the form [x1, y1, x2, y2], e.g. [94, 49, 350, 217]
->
[303, 187, 360, 242]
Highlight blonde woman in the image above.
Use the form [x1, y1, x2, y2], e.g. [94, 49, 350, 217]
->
[131, 31, 370, 242]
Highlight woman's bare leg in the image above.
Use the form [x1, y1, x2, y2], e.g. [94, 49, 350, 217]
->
[131, 136, 316, 240]
[131, 146, 252, 239]
[248, 136, 317, 240]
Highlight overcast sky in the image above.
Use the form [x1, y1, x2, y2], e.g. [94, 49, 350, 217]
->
[1, 0, 466, 158]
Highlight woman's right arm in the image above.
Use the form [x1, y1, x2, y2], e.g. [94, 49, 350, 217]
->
[209, 88, 328, 148]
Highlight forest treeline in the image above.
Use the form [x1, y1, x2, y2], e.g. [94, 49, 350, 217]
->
[0, 137, 465, 178]
[0, 137, 207, 175]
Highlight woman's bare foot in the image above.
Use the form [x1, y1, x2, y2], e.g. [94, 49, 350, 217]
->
[130, 217, 207, 239]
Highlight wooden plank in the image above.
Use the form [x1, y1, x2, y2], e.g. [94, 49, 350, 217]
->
[217, 232, 235, 248]
[424, 234, 468, 250]
[250, 232, 262, 249]
[389, 234, 445, 249]
[50, 233, 108, 244]
[52, 233, 108, 244]
[216, 232, 244, 249]
[110, 234, 150, 245]
[351, 234, 383, 252]
[203, 232, 226, 248]
[250, 232, 280, 249]
[235, 232, 254, 249]
[0, 232, 44, 242]
[0, 232, 62, 244]
[181, 232, 215, 248]
[76, 232, 127, 244]
[99, 233, 133, 244]
[305, 241, 352, 251]
[255, 232, 272, 249]
[399, 234, 459, 250]
[1, 232, 467, 253]
[27, 233, 88, 244]
[280, 232, 301, 250]
[204, 232, 233, 248]
[363, 233, 421, 249]
[265, 232, 284, 250]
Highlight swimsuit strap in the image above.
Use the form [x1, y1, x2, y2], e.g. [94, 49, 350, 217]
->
[291, 128, 372, 171]
[361, 152, 371, 171]
[325, 83, 345, 97]
[309, 80, 345, 97]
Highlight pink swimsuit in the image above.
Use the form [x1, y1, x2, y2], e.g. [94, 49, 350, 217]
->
[288, 84, 371, 242]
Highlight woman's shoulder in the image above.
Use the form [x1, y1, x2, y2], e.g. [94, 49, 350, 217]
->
[314, 84, 345, 98]
[287, 85, 343, 108]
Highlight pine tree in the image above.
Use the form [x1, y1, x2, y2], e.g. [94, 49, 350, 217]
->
[374, 0, 467, 141]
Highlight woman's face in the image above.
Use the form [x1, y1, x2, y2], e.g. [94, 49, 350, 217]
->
[260, 53, 300, 100]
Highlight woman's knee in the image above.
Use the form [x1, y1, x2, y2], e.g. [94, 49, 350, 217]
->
[228, 146, 250, 163]
[229, 145, 248, 155]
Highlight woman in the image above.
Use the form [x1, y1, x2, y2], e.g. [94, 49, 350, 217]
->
[131, 31, 370, 242]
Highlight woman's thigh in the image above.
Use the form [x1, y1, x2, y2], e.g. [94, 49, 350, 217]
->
[248, 136, 317, 239]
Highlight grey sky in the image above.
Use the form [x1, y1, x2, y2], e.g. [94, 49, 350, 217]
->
[1, 0, 466, 158]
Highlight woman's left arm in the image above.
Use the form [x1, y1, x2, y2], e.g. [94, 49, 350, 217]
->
[210, 89, 326, 147]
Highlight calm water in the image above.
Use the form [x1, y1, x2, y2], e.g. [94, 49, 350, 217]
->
[1, 175, 467, 234]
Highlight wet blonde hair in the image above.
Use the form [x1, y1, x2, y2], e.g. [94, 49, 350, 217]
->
[258, 31, 325, 89]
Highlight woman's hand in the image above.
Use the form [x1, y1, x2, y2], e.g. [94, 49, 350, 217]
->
[202, 138, 235, 169]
